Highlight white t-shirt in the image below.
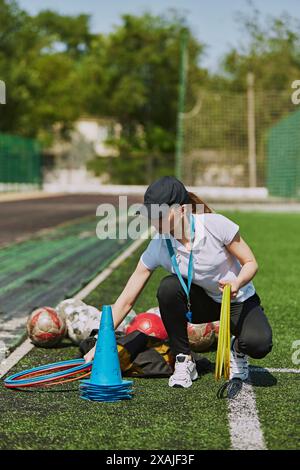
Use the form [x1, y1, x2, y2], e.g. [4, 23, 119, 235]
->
[140, 213, 256, 303]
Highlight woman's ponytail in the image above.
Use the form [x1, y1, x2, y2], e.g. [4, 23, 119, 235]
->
[187, 192, 213, 214]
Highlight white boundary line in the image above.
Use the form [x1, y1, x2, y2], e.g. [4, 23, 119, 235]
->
[0, 339, 33, 379]
[228, 382, 266, 450]
[228, 366, 299, 450]
[250, 367, 300, 374]
[0, 192, 65, 203]
[0, 233, 149, 379]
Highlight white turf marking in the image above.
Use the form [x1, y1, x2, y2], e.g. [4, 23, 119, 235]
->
[0, 339, 33, 379]
[228, 382, 266, 450]
[251, 367, 300, 374]
[0, 230, 150, 377]
[228, 367, 299, 450]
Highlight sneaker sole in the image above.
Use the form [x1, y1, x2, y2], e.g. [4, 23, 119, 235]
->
[230, 373, 249, 381]
[171, 383, 192, 388]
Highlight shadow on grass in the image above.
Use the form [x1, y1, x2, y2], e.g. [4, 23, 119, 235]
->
[249, 368, 277, 387]
[7, 386, 78, 394]
[36, 339, 75, 350]
[195, 356, 213, 376]
[206, 363, 278, 388]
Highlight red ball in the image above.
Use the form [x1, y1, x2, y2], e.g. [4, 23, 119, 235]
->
[187, 322, 215, 352]
[27, 307, 66, 348]
[125, 312, 168, 340]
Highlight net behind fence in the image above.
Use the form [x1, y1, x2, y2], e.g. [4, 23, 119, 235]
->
[267, 109, 300, 198]
[0, 133, 41, 190]
[182, 87, 299, 197]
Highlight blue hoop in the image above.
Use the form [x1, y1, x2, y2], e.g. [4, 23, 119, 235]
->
[4, 359, 92, 389]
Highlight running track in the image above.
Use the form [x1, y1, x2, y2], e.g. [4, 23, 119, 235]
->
[0, 194, 142, 355]
[0, 194, 142, 247]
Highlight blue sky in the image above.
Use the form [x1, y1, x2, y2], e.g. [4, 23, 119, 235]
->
[18, 0, 300, 71]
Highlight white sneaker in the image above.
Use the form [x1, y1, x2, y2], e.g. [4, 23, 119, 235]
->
[230, 337, 249, 381]
[169, 354, 198, 388]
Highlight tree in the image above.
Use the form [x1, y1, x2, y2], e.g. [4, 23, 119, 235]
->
[86, 12, 205, 183]
[0, 1, 91, 144]
[0, 3, 206, 183]
[222, 6, 300, 91]
[33, 10, 93, 57]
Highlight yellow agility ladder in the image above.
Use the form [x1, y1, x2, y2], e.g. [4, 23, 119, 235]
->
[215, 284, 231, 380]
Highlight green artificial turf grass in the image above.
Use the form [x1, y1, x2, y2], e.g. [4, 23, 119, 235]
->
[0, 346, 229, 450]
[250, 371, 300, 450]
[1, 211, 299, 450]
[222, 212, 300, 450]
[0, 241, 230, 450]
[225, 212, 300, 370]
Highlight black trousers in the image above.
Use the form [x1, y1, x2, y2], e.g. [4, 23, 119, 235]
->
[156, 274, 273, 358]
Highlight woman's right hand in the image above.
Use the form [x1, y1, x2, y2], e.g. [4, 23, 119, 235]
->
[84, 345, 96, 363]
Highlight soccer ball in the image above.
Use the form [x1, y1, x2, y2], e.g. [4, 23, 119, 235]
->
[187, 322, 216, 352]
[85, 305, 102, 332]
[56, 298, 86, 321]
[27, 307, 67, 348]
[55, 298, 101, 345]
[125, 312, 168, 340]
[212, 321, 220, 340]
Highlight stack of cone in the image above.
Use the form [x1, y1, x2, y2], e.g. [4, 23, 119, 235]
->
[80, 305, 133, 402]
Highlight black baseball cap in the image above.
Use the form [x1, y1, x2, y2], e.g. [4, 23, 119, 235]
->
[136, 176, 190, 219]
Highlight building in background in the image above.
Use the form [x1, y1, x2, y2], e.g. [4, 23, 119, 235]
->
[43, 117, 121, 192]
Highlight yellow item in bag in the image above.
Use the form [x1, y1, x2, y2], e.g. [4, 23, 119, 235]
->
[215, 284, 231, 380]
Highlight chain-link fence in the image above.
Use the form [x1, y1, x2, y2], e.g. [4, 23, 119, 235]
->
[182, 85, 298, 195]
[0, 133, 42, 191]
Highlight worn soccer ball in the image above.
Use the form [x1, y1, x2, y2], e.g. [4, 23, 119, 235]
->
[187, 322, 216, 352]
[56, 298, 86, 321]
[56, 298, 101, 345]
[125, 312, 168, 340]
[212, 321, 220, 340]
[27, 307, 67, 348]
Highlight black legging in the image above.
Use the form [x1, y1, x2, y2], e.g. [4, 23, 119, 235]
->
[156, 274, 273, 358]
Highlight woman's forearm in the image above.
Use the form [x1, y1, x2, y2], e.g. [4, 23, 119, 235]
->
[110, 260, 153, 329]
[111, 300, 133, 329]
[237, 260, 258, 288]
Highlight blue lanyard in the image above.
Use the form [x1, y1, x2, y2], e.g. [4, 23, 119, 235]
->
[165, 213, 195, 323]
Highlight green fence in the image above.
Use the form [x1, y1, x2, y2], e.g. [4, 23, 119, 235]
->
[0, 133, 42, 188]
[267, 110, 300, 199]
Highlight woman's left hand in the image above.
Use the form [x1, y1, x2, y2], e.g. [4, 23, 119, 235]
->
[218, 279, 240, 299]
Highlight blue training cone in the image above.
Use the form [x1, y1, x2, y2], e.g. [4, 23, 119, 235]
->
[80, 305, 133, 402]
